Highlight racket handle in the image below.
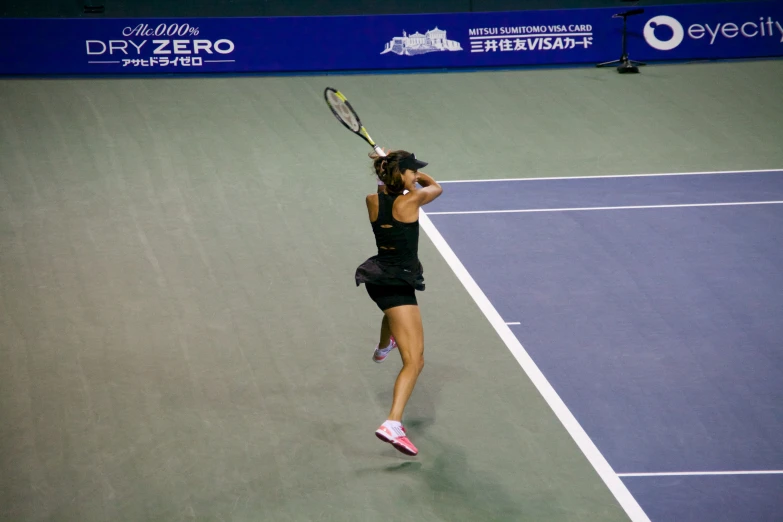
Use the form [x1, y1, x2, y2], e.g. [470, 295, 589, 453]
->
[372, 145, 386, 185]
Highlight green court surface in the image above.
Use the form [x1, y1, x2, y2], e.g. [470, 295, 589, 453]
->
[1, 60, 781, 521]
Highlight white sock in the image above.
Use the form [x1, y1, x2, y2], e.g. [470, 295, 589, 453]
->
[382, 420, 404, 436]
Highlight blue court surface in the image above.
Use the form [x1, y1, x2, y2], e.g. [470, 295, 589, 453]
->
[422, 170, 783, 522]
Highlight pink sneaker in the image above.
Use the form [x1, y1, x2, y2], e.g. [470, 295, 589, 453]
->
[375, 421, 418, 456]
[372, 336, 397, 363]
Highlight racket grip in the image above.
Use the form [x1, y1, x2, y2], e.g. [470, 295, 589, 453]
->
[372, 145, 386, 185]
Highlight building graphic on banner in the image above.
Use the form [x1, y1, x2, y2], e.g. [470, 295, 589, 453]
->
[381, 27, 463, 55]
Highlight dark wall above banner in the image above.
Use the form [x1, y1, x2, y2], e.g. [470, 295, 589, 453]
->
[0, 0, 761, 18]
[1, 1, 781, 75]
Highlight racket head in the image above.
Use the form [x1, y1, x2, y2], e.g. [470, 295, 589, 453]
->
[324, 87, 363, 133]
[324, 87, 385, 160]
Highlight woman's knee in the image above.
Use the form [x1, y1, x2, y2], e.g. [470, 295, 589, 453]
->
[404, 354, 424, 374]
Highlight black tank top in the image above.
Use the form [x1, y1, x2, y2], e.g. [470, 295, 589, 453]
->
[354, 192, 425, 291]
[371, 192, 419, 266]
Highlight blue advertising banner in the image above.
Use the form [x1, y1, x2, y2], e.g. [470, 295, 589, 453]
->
[0, 1, 781, 75]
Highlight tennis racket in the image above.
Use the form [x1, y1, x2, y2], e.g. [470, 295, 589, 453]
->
[324, 87, 386, 158]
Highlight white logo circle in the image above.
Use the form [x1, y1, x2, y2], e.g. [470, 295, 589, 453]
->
[644, 15, 685, 51]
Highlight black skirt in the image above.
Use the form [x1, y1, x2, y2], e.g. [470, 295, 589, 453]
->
[355, 255, 425, 291]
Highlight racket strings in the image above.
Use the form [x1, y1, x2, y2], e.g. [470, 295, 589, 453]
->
[326, 90, 361, 132]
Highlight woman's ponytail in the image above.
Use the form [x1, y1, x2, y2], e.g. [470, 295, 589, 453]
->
[371, 150, 412, 194]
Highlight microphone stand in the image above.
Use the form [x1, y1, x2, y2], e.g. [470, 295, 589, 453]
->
[596, 8, 646, 74]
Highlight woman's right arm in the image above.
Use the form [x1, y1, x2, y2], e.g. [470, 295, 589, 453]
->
[412, 172, 443, 207]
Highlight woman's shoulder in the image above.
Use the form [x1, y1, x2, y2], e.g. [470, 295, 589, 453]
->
[391, 192, 420, 223]
[393, 190, 420, 208]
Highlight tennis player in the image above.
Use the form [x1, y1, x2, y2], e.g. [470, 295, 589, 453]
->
[355, 149, 442, 456]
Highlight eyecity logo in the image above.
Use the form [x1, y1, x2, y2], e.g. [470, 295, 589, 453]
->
[644, 16, 684, 51]
[644, 15, 783, 51]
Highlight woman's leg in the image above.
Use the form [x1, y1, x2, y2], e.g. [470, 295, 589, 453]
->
[372, 314, 396, 363]
[383, 304, 425, 422]
[378, 314, 392, 348]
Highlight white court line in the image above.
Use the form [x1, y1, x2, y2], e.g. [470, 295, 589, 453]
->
[619, 470, 783, 477]
[427, 200, 783, 216]
[437, 168, 783, 184]
[505, 322, 521, 325]
[418, 210, 651, 522]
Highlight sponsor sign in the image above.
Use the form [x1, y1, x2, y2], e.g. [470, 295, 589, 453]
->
[638, 11, 783, 58]
[0, 2, 780, 75]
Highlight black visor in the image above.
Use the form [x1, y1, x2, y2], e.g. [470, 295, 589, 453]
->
[398, 153, 428, 172]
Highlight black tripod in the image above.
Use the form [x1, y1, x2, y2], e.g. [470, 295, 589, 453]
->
[597, 8, 646, 73]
